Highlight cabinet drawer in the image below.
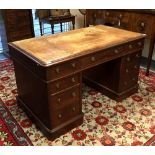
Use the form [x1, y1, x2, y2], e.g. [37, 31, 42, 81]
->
[49, 84, 80, 110]
[48, 73, 81, 94]
[132, 14, 154, 38]
[50, 102, 80, 128]
[47, 59, 81, 81]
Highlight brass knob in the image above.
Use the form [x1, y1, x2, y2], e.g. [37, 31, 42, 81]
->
[72, 92, 76, 97]
[71, 77, 75, 83]
[119, 14, 122, 19]
[129, 44, 133, 49]
[56, 83, 60, 89]
[56, 67, 60, 73]
[57, 98, 61, 103]
[72, 107, 76, 111]
[71, 62, 76, 68]
[140, 22, 145, 27]
[127, 57, 130, 62]
[134, 65, 138, 69]
[58, 114, 62, 119]
[114, 49, 119, 54]
[126, 69, 129, 73]
[138, 42, 142, 46]
[91, 56, 96, 62]
[132, 78, 136, 81]
[136, 54, 140, 58]
[124, 82, 128, 86]
[106, 12, 109, 16]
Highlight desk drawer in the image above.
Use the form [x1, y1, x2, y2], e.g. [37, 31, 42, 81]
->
[48, 73, 81, 94]
[50, 102, 80, 128]
[81, 40, 144, 69]
[49, 84, 80, 110]
[47, 59, 81, 81]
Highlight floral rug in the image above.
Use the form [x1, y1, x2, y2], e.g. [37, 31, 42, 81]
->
[0, 59, 155, 146]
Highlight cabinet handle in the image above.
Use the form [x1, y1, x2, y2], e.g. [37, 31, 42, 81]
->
[127, 57, 130, 62]
[129, 44, 133, 49]
[72, 92, 76, 97]
[140, 22, 145, 27]
[72, 107, 76, 111]
[114, 49, 119, 54]
[71, 77, 75, 83]
[91, 56, 96, 62]
[57, 98, 61, 103]
[136, 54, 140, 58]
[132, 78, 136, 81]
[124, 81, 128, 86]
[56, 83, 60, 89]
[106, 12, 109, 16]
[138, 42, 142, 46]
[134, 65, 138, 69]
[56, 67, 60, 73]
[71, 62, 76, 68]
[126, 69, 129, 73]
[58, 114, 62, 119]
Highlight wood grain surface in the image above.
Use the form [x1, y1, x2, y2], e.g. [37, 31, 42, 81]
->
[9, 25, 146, 66]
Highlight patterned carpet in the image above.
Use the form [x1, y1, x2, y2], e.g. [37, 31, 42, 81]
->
[0, 59, 155, 146]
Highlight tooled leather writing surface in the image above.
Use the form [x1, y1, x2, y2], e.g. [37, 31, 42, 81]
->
[10, 25, 145, 66]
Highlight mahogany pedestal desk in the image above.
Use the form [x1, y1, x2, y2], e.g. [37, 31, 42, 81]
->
[9, 25, 146, 140]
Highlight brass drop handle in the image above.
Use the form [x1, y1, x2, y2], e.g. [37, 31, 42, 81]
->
[106, 12, 109, 16]
[127, 57, 130, 62]
[138, 42, 142, 46]
[134, 65, 138, 69]
[72, 92, 76, 97]
[124, 81, 128, 86]
[114, 49, 119, 54]
[91, 56, 96, 62]
[129, 44, 133, 49]
[119, 14, 122, 19]
[136, 54, 140, 58]
[140, 22, 145, 27]
[57, 98, 61, 103]
[126, 69, 129, 73]
[56, 67, 60, 73]
[71, 62, 76, 68]
[71, 77, 75, 83]
[72, 107, 76, 111]
[132, 78, 136, 81]
[56, 83, 60, 89]
[58, 114, 62, 119]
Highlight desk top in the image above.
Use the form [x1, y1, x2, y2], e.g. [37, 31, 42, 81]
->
[9, 25, 146, 66]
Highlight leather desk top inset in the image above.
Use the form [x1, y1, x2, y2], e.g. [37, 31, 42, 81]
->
[9, 25, 146, 66]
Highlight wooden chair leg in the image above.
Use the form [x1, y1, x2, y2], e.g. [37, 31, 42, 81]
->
[51, 24, 54, 34]
[39, 21, 43, 36]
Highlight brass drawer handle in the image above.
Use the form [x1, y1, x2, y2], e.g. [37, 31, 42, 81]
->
[126, 69, 129, 73]
[71, 77, 75, 83]
[132, 78, 136, 81]
[106, 12, 109, 16]
[114, 49, 119, 54]
[72, 92, 76, 97]
[134, 65, 138, 69]
[55, 67, 60, 73]
[129, 44, 133, 49]
[138, 42, 142, 46]
[140, 22, 145, 27]
[124, 81, 128, 86]
[56, 83, 60, 89]
[71, 62, 76, 68]
[136, 54, 140, 58]
[58, 114, 62, 119]
[57, 98, 61, 103]
[72, 107, 76, 111]
[91, 56, 96, 62]
[127, 57, 130, 62]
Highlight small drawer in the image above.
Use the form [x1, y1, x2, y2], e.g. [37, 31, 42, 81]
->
[50, 103, 80, 128]
[48, 73, 81, 94]
[47, 59, 81, 81]
[49, 84, 80, 110]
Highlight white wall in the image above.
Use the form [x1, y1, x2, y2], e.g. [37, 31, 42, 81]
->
[70, 9, 84, 29]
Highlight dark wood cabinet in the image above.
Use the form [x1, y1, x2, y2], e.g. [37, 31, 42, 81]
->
[3, 9, 34, 42]
[86, 9, 155, 75]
